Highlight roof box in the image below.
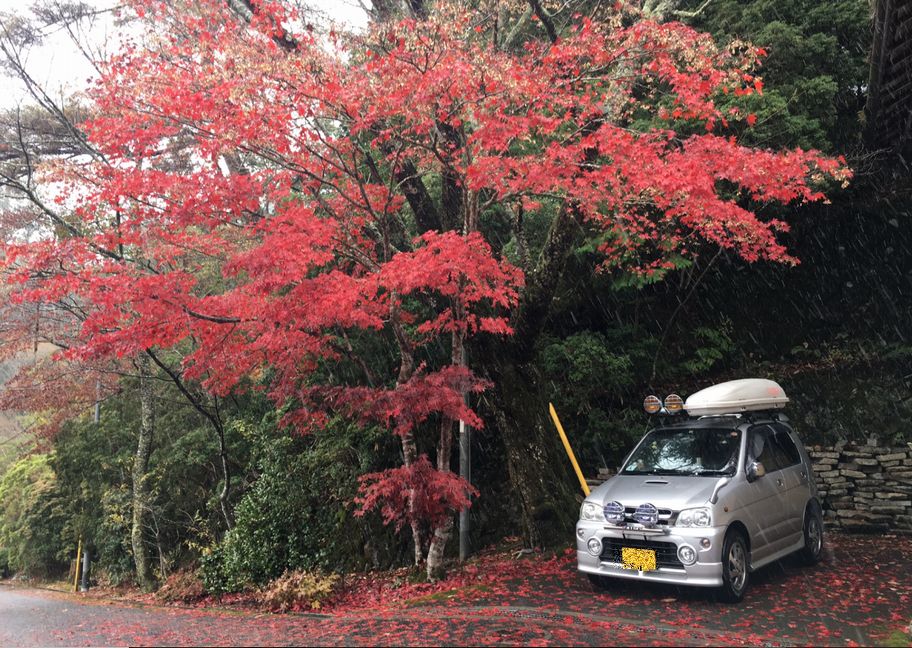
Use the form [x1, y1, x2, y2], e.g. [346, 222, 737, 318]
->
[684, 379, 788, 416]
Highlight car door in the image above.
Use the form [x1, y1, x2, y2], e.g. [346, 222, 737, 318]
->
[770, 424, 809, 544]
[741, 425, 787, 562]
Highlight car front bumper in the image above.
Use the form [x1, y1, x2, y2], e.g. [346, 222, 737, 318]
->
[576, 521, 727, 587]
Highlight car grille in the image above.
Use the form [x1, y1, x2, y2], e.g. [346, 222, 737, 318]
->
[621, 506, 674, 526]
[600, 538, 684, 570]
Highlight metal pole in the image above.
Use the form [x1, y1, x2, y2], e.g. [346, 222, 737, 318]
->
[86, 380, 98, 592]
[458, 419, 471, 561]
[72, 539, 82, 593]
[79, 547, 90, 591]
[94, 379, 101, 424]
[549, 402, 590, 496]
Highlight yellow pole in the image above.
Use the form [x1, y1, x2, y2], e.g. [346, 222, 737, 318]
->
[549, 402, 590, 496]
[72, 539, 82, 593]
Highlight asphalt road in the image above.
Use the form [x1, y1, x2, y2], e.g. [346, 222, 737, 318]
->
[1, 533, 910, 646]
[1, 587, 649, 647]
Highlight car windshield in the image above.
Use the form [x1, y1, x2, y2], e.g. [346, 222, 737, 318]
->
[622, 427, 741, 476]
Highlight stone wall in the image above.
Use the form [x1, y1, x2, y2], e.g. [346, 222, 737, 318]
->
[808, 444, 912, 533]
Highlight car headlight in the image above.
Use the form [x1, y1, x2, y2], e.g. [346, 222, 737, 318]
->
[676, 507, 712, 528]
[580, 501, 605, 521]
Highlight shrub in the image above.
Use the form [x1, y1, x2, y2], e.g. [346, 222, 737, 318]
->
[201, 415, 402, 592]
[199, 542, 251, 596]
[156, 569, 205, 603]
[94, 486, 135, 587]
[0, 454, 68, 578]
[258, 569, 340, 612]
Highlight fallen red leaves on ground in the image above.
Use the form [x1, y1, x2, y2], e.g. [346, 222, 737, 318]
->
[66, 532, 912, 646]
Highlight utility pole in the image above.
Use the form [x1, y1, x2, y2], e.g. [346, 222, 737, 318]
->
[459, 419, 471, 561]
[77, 379, 101, 592]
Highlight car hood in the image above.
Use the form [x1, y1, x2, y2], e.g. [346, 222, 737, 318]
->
[588, 474, 726, 511]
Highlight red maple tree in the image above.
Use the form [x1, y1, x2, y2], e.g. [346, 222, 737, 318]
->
[0, 0, 849, 577]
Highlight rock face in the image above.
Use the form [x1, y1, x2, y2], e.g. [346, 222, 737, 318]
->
[808, 445, 912, 533]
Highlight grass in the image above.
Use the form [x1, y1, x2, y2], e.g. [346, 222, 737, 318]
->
[882, 629, 912, 647]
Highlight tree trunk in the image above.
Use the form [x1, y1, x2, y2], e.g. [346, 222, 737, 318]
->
[476, 203, 585, 548]
[486, 358, 579, 548]
[400, 429, 425, 566]
[208, 394, 233, 530]
[426, 514, 454, 580]
[132, 352, 155, 592]
[426, 416, 455, 580]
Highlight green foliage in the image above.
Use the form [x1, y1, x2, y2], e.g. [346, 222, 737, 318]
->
[540, 331, 635, 399]
[0, 454, 67, 577]
[50, 411, 134, 557]
[201, 414, 400, 594]
[0, 375, 257, 585]
[94, 486, 134, 587]
[679, 324, 735, 376]
[691, 0, 869, 152]
[536, 317, 739, 472]
[539, 330, 647, 471]
[257, 569, 340, 611]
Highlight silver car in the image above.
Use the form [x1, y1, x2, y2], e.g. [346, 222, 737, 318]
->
[576, 410, 823, 602]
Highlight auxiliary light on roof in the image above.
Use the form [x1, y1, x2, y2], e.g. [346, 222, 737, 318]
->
[643, 395, 662, 414]
[664, 393, 684, 413]
[643, 393, 684, 415]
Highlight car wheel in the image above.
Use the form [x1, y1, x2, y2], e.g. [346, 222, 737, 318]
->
[587, 573, 612, 590]
[719, 530, 749, 603]
[798, 504, 824, 566]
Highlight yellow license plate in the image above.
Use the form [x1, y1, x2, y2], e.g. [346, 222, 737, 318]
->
[621, 547, 657, 572]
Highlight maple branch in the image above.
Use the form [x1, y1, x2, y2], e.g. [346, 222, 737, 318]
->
[508, 109, 605, 358]
[181, 306, 242, 325]
[649, 246, 723, 384]
[224, 0, 298, 51]
[13, 108, 33, 191]
[0, 18, 106, 164]
[0, 172, 124, 262]
[397, 159, 444, 234]
[435, 121, 465, 232]
[672, 0, 715, 19]
[144, 347, 233, 528]
[510, 203, 583, 360]
[527, 0, 558, 44]
[338, 329, 377, 387]
[642, 0, 715, 20]
[501, 5, 533, 50]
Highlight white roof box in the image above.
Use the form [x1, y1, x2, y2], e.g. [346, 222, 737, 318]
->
[684, 379, 788, 416]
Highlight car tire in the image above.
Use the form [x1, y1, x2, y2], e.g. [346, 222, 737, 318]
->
[587, 573, 612, 590]
[798, 503, 824, 566]
[719, 529, 749, 603]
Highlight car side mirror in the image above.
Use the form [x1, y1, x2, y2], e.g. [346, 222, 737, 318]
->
[747, 461, 766, 483]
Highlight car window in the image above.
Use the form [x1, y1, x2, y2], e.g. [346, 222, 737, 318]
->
[748, 426, 783, 473]
[771, 428, 802, 468]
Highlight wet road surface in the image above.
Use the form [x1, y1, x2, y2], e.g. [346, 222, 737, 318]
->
[1, 533, 909, 646]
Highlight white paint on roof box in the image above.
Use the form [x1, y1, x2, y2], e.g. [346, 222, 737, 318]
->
[684, 379, 788, 416]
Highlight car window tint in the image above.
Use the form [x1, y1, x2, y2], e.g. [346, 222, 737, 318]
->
[748, 426, 782, 472]
[771, 430, 802, 467]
